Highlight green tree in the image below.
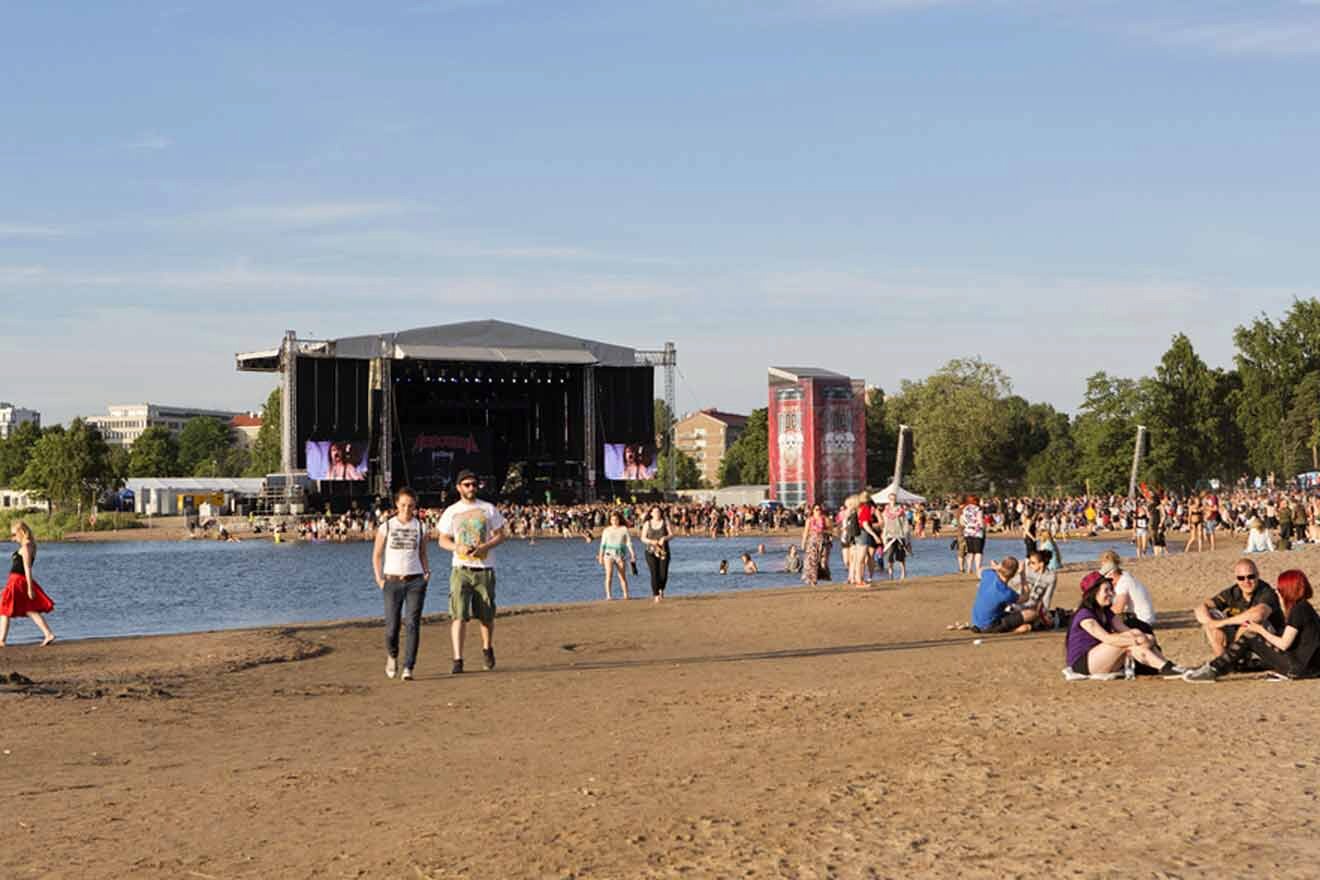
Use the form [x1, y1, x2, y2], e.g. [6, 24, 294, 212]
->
[865, 387, 898, 486]
[642, 447, 704, 491]
[891, 358, 1014, 494]
[1233, 298, 1320, 475]
[18, 420, 117, 514]
[129, 427, 180, 477]
[718, 408, 768, 487]
[246, 388, 282, 476]
[178, 417, 234, 475]
[0, 420, 41, 485]
[654, 398, 674, 448]
[1140, 334, 1224, 490]
[1283, 372, 1320, 476]
[1024, 410, 1081, 494]
[1072, 373, 1142, 493]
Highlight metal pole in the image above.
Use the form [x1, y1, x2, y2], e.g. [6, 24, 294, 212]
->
[665, 341, 676, 497]
[1128, 425, 1147, 500]
[583, 365, 597, 502]
[281, 330, 297, 506]
[892, 424, 910, 491]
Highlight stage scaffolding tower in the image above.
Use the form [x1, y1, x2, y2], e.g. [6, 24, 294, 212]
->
[635, 342, 678, 495]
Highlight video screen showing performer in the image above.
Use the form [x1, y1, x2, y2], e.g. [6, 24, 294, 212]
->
[306, 440, 368, 481]
[604, 443, 657, 481]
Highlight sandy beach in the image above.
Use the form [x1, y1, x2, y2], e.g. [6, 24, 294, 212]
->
[5, 543, 1320, 878]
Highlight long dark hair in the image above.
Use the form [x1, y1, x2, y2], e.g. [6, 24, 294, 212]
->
[1078, 583, 1113, 627]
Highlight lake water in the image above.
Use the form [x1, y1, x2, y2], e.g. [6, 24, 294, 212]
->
[5, 535, 1140, 644]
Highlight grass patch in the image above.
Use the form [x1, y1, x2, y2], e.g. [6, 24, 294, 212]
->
[0, 510, 145, 541]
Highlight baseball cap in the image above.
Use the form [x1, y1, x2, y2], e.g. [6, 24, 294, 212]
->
[455, 469, 478, 485]
[1079, 571, 1110, 594]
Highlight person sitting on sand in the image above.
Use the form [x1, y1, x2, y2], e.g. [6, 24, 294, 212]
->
[1014, 549, 1057, 629]
[1065, 571, 1184, 679]
[970, 557, 1036, 634]
[1184, 569, 1320, 682]
[1191, 558, 1284, 663]
[740, 552, 758, 574]
[1244, 517, 1275, 553]
[1097, 551, 1156, 634]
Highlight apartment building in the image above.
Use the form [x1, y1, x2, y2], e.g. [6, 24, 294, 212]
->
[86, 403, 246, 447]
[0, 402, 40, 439]
[674, 408, 748, 486]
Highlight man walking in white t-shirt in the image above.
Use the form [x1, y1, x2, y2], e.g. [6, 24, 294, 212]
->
[372, 487, 431, 681]
[437, 470, 507, 674]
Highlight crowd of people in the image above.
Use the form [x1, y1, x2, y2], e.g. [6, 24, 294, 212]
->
[9, 476, 1320, 684]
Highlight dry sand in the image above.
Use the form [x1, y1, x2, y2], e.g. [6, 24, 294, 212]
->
[5, 543, 1320, 878]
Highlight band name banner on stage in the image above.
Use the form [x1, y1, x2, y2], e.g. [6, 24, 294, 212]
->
[406, 428, 492, 491]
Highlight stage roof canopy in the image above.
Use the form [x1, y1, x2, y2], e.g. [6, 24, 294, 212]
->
[238, 319, 642, 371]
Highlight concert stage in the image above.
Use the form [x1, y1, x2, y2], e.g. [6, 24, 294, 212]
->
[237, 321, 674, 506]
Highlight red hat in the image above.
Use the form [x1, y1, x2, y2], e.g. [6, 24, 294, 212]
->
[1079, 571, 1109, 594]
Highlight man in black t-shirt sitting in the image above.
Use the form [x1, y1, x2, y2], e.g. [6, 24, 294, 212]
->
[1190, 558, 1284, 666]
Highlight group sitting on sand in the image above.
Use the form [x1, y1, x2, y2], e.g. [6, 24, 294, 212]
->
[958, 542, 1320, 683]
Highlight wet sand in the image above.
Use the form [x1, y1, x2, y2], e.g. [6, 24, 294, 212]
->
[4, 542, 1320, 878]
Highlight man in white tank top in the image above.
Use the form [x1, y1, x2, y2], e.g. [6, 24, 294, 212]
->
[372, 487, 431, 680]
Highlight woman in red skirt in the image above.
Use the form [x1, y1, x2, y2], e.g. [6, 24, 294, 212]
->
[1, 520, 56, 646]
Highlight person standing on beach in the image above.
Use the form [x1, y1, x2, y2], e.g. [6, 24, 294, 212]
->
[597, 511, 636, 600]
[372, 487, 430, 680]
[437, 470, 507, 674]
[640, 506, 672, 603]
[1, 520, 56, 646]
[960, 495, 986, 577]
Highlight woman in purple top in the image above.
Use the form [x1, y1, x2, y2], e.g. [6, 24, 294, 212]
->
[1065, 571, 1183, 678]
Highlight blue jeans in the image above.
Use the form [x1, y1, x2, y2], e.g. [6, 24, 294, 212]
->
[383, 575, 428, 670]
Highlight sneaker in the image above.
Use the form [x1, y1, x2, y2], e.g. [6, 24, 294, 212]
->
[451, 659, 464, 675]
[1061, 666, 1088, 682]
[401, 667, 414, 681]
[1158, 663, 1188, 678]
[385, 656, 397, 679]
[1183, 664, 1217, 683]
[482, 647, 496, 671]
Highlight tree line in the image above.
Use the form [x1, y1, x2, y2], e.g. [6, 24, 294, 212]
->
[0, 389, 283, 512]
[712, 298, 1320, 496]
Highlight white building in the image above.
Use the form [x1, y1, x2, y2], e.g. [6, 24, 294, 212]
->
[0, 402, 40, 439]
[86, 403, 246, 447]
[0, 488, 49, 512]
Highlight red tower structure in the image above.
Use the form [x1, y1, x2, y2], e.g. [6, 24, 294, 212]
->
[767, 367, 866, 509]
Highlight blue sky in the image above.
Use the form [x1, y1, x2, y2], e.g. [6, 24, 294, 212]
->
[3, 0, 1318, 425]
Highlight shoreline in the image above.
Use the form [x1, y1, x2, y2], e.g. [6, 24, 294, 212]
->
[6, 542, 1320, 877]
[17, 559, 1311, 860]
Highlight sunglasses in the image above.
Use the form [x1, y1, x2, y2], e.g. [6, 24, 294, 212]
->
[459, 481, 477, 488]
[1236, 574, 1258, 582]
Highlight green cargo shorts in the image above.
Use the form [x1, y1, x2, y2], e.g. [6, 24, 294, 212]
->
[449, 567, 496, 625]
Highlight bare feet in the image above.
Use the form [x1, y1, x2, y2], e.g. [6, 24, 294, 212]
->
[1012, 623, 1032, 635]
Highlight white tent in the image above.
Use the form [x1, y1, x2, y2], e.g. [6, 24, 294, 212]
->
[870, 482, 926, 505]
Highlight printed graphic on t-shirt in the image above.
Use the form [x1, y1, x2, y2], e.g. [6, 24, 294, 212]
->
[452, 508, 488, 564]
[961, 506, 984, 537]
[388, 521, 419, 553]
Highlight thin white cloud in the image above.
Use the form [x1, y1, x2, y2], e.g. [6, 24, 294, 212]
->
[127, 132, 174, 151]
[206, 201, 416, 226]
[1151, 19, 1320, 55]
[0, 224, 67, 240]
